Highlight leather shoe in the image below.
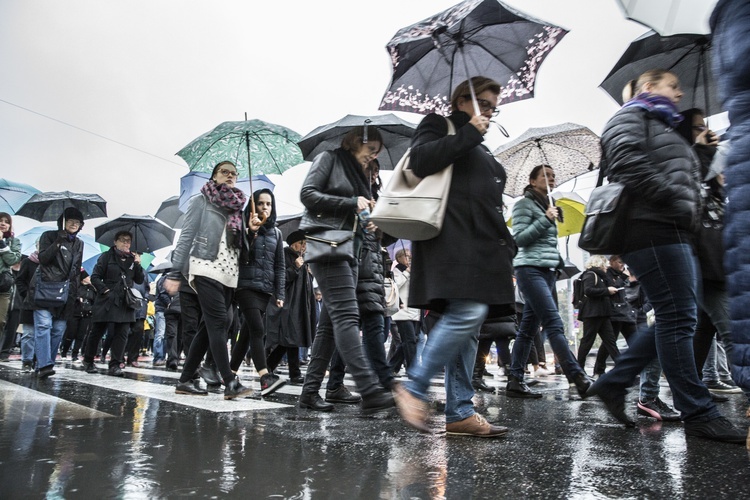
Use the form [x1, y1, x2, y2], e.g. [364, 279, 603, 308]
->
[471, 378, 493, 392]
[108, 366, 125, 377]
[83, 361, 98, 374]
[38, 365, 56, 379]
[573, 372, 593, 398]
[684, 416, 746, 444]
[299, 393, 335, 412]
[587, 384, 635, 427]
[325, 385, 362, 404]
[506, 375, 542, 398]
[361, 389, 395, 415]
[393, 383, 431, 433]
[446, 414, 508, 438]
[288, 376, 305, 385]
[175, 380, 209, 395]
[224, 378, 253, 400]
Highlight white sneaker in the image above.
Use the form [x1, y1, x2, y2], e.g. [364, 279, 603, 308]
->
[534, 366, 553, 377]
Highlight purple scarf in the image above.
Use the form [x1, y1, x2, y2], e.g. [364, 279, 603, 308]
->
[623, 93, 683, 128]
[201, 180, 246, 245]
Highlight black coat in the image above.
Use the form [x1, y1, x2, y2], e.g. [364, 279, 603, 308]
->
[15, 256, 39, 325]
[265, 246, 316, 349]
[407, 112, 516, 316]
[578, 269, 612, 319]
[91, 248, 145, 324]
[33, 230, 84, 317]
[357, 231, 385, 315]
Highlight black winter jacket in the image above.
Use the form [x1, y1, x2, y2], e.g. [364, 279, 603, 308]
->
[356, 231, 385, 315]
[578, 269, 612, 319]
[91, 248, 145, 324]
[33, 229, 84, 317]
[601, 106, 702, 251]
[237, 225, 285, 299]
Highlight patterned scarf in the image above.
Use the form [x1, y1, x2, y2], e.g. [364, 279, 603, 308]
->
[623, 93, 684, 128]
[201, 180, 246, 245]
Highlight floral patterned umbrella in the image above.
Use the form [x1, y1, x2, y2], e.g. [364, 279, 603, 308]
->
[494, 123, 601, 197]
[176, 119, 304, 178]
[379, 0, 568, 116]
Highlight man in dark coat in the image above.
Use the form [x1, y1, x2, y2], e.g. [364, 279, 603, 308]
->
[266, 230, 316, 384]
[33, 207, 85, 378]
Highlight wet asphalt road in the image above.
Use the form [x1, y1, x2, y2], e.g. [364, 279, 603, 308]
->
[1, 358, 749, 499]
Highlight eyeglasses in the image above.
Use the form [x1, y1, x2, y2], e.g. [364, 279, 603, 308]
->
[66, 220, 82, 226]
[218, 168, 238, 178]
[117, 238, 132, 244]
[464, 96, 499, 117]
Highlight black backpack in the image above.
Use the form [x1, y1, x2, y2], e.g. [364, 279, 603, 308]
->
[572, 270, 597, 308]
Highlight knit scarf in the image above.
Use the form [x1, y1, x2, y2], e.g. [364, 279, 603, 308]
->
[201, 180, 246, 245]
[335, 148, 371, 199]
[624, 93, 683, 128]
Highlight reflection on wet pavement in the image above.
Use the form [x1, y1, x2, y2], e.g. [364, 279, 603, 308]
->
[1, 361, 748, 498]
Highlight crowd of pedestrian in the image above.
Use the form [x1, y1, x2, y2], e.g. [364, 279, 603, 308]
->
[2, 28, 750, 447]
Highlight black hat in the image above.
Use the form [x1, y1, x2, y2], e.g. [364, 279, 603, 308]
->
[286, 229, 306, 246]
[64, 206, 84, 221]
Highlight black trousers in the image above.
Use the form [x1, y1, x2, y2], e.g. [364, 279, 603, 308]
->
[0, 308, 20, 356]
[178, 276, 234, 384]
[594, 321, 635, 374]
[125, 318, 145, 363]
[267, 345, 301, 378]
[165, 312, 181, 367]
[577, 316, 620, 372]
[85, 321, 132, 368]
[61, 315, 91, 358]
[230, 289, 269, 372]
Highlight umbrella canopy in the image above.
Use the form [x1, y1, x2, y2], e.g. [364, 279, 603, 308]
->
[176, 119, 304, 178]
[147, 260, 173, 274]
[551, 191, 586, 237]
[615, 0, 717, 36]
[297, 114, 418, 171]
[379, 0, 568, 116]
[276, 212, 303, 243]
[0, 178, 41, 214]
[94, 214, 176, 254]
[16, 227, 104, 262]
[494, 123, 600, 197]
[386, 239, 412, 261]
[154, 196, 184, 229]
[557, 258, 581, 280]
[16, 191, 107, 222]
[178, 172, 275, 212]
[600, 31, 717, 114]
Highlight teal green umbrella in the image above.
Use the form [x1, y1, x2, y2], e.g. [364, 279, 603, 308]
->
[176, 119, 304, 178]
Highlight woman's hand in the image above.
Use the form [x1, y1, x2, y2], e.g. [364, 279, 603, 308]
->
[294, 256, 304, 269]
[133, 253, 141, 265]
[545, 206, 559, 221]
[163, 278, 180, 296]
[695, 128, 719, 147]
[469, 115, 490, 135]
[607, 286, 618, 295]
[356, 197, 373, 213]
[276, 299, 284, 308]
[248, 213, 263, 232]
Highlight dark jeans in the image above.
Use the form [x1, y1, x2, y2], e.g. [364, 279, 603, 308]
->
[0, 307, 20, 356]
[591, 244, 719, 422]
[511, 266, 583, 381]
[302, 260, 381, 398]
[178, 276, 234, 384]
[361, 311, 395, 390]
[165, 313, 181, 367]
[230, 289, 269, 372]
[267, 346, 301, 378]
[85, 321, 131, 369]
[387, 322, 402, 372]
[577, 317, 620, 373]
[393, 320, 418, 371]
[326, 348, 347, 391]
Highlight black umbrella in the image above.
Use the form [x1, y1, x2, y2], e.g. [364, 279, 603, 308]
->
[378, 0, 568, 116]
[297, 114, 418, 171]
[95, 214, 176, 254]
[147, 260, 173, 274]
[600, 31, 718, 114]
[557, 259, 581, 281]
[154, 196, 184, 229]
[16, 191, 107, 222]
[277, 213, 303, 242]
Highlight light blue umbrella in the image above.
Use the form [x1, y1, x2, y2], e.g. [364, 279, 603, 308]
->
[178, 171, 275, 212]
[0, 178, 41, 214]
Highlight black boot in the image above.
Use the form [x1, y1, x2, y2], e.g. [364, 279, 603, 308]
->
[573, 372, 594, 398]
[299, 393, 334, 412]
[506, 375, 542, 398]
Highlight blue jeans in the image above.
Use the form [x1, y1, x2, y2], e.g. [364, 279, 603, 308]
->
[594, 244, 719, 422]
[152, 311, 166, 361]
[510, 266, 583, 381]
[21, 323, 35, 364]
[405, 300, 488, 424]
[33, 309, 66, 370]
[638, 357, 663, 402]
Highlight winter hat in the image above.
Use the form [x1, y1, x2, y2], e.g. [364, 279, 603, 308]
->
[286, 229, 306, 246]
[58, 206, 85, 232]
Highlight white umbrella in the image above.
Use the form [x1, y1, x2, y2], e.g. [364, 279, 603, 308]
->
[616, 0, 719, 36]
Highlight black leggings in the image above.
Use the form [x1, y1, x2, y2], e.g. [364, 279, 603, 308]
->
[231, 289, 269, 373]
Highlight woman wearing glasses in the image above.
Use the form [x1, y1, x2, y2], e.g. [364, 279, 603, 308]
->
[393, 77, 516, 437]
[166, 161, 253, 399]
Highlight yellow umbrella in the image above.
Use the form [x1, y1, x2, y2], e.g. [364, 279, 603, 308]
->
[506, 192, 586, 237]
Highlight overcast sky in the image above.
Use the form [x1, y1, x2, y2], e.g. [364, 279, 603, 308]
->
[1, 0, 690, 239]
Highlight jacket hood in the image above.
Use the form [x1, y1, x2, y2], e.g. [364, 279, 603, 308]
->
[246, 188, 277, 228]
[57, 207, 85, 233]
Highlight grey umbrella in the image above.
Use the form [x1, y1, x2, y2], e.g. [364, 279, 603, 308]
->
[16, 191, 107, 222]
[154, 196, 184, 229]
[94, 214, 176, 254]
[297, 114, 418, 171]
[494, 123, 601, 198]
